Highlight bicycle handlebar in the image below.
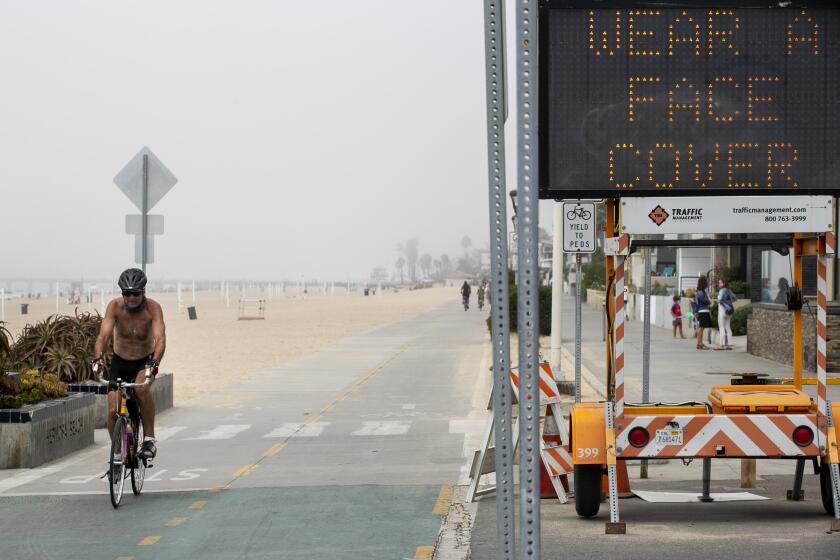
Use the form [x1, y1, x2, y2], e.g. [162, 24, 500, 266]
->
[92, 362, 154, 389]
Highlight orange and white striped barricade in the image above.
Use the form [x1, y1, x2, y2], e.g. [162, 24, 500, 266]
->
[513, 362, 572, 503]
[615, 414, 822, 459]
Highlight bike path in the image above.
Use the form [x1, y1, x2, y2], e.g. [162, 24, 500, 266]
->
[0, 299, 491, 559]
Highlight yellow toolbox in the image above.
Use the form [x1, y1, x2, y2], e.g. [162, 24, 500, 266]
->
[708, 385, 814, 414]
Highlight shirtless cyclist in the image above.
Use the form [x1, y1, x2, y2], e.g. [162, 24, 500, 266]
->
[93, 268, 166, 460]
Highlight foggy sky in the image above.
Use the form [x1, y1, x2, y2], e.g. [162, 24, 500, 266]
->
[0, 1, 556, 282]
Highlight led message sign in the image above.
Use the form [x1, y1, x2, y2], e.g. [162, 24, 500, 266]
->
[539, 4, 840, 198]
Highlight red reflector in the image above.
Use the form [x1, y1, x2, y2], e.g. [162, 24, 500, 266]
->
[628, 427, 649, 448]
[792, 425, 814, 447]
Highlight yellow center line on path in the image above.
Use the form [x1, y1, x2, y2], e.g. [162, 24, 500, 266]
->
[414, 546, 434, 559]
[262, 442, 286, 457]
[432, 485, 454, 515]
[210, 484, 227, 493]
[256, 343, 412, 461]
[137, 536, 160, 546]
[166, 517, 188, 528]
[233, 464, 259, 478]
[189, 500, 209, 510]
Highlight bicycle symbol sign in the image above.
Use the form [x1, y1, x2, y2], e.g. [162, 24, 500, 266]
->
[562, 202, 596, 254]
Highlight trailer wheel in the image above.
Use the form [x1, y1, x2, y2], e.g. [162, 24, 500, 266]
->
[820, 461, 836, 516]
[574, 464, 602, 517]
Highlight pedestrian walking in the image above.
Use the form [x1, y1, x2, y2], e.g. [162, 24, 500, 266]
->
[670, 295, 686, 339]
[716, 278, 736, 350]
[694, 276, 712, 350]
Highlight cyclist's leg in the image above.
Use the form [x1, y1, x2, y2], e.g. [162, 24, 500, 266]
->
[132, 368, 156, 439]
[106, 389, 119, 437]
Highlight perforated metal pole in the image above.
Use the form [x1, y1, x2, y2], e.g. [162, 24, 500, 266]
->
[575, 254, 582, 403]
[826, 401, 840, 522]
[551, 202, 563, 375]
[483, 0, 514, 557]
[641, 250, 651, 478]
[643, 250, 651, 402]
[605, 401, 622, 526]
[516, 1, 541, 556]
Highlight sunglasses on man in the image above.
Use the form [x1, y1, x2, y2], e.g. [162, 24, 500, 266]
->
[122, 290, 143, 297]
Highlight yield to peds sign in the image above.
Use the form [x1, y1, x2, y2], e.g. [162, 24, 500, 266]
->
[563, 202, 596, 253]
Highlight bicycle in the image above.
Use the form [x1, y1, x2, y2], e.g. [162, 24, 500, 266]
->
[93, 362, 153, 508]
[462, 294, 470, 311]
[478, 297, 485, 311]
[566, 206, 592, 221]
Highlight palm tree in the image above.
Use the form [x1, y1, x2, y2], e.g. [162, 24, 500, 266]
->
[404, 239, 419, 282]
[440, 254, 452, 276]
[395, 257, 406, 284]
[419, 253, 433, 279]
[461, 236, 472, 259]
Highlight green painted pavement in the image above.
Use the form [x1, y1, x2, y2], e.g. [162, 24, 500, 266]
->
[0, 485, 443, 560]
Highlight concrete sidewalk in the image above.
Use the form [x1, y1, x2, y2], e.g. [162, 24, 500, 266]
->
[554, 294, 834, 405]
[464, 296, 840, 559]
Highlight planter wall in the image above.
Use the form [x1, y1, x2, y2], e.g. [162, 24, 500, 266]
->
[745, 303, 840, 372]
[0, 393, 96, 469]
[67, 372, 174, 429]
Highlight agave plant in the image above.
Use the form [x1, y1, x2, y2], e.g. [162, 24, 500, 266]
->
[9, 311, 111, 383]
[0, 322, 12, 371]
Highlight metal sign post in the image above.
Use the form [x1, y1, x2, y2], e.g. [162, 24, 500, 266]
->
[517, 1, 541, 557]
[640, 248, 651, 479]
[483, 1, 514, 558]
[575, 253, 582, 403]
[563, 203, 596, 405]
[113, 146, 178, 270]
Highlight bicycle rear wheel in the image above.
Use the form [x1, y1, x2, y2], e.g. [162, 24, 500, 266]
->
[131, 417, 146, 495]
[110, 417, 127, 508]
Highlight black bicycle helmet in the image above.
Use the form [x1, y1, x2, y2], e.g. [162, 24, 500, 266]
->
[118, 268, 147, 291]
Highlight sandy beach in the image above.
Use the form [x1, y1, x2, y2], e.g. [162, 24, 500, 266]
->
[1, 287, 456, 404]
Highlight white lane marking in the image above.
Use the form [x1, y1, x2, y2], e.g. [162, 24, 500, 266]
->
[145, 469, 168, 482]
[58, 468, 208, 485]
[185, 424, 251, 440]
[155, 426, 188, 441]
[402, 404, 416, 410]
[449, 419, 488, 434]
[263, 422, 329, 438]
[58, 474, 100, 484]
[169, 468, 208, 481]
[351, 421, 411, 436]
[0, 442, 107, 494]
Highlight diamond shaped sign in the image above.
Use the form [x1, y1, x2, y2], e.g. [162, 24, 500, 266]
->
[648, 205, 670, 226]
[113, 147, 177, 212]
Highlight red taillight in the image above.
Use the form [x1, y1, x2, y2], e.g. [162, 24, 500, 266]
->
[792, 425, 814, 447]
[628, 427, 650, 448]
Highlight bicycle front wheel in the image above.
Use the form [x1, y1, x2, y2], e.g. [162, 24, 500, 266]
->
[131, 418, 146, 496]
[110, 417, 127, 508]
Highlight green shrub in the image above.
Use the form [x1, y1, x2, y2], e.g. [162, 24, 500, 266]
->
[0, 370, 67, 409]
[731, 304, 753, 336]
[487, 279, 552, 336]
[708, 302, 719, 329]
[650, 282, 670, 296]
[728, 280, 748, 297]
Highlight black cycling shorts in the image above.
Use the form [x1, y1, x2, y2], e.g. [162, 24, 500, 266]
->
[109, 353, 151, 386]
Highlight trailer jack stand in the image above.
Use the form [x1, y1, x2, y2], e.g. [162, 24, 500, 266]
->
[787, 458, 806, 501]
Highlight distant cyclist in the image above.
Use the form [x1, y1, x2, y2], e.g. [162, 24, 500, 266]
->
[477, 284, 486, 310]
[460, 281, 471, 311]
[93, 268, 166, 460]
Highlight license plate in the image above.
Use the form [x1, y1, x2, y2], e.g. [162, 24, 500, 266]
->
[654, 428, 683, 446]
